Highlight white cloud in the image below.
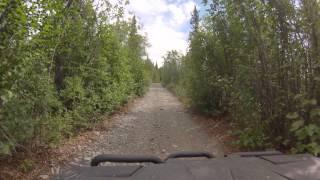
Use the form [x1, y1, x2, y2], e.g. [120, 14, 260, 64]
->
[127, 0, 196, 65]
[128, 0, 169, 15]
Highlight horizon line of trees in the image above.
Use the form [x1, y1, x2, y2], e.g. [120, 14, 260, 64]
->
[161, 0, 320, 155]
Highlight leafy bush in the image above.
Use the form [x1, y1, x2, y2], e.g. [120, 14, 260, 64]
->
[291, 123, 320, 155]
[0, 0, 154, 156]
[286, 95, 320, 155]
[234, 127, 269, 150]
[160, 1, 320, 155]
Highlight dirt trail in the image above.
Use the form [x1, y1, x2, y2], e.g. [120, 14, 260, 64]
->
[62, 83, 225, 168]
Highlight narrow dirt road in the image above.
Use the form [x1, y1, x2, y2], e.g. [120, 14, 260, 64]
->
[63, 83, 225, 168]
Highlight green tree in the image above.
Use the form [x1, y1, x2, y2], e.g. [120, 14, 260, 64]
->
[0, 0, 152, 156]
[161, 0, 320, 155]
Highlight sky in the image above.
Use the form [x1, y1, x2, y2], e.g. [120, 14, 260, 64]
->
[126, 0, 203, 65]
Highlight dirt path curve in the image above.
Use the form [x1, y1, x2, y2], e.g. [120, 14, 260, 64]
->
[64, 83, 225, 168]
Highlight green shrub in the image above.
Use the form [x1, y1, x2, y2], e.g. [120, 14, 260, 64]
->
[234, 127, 269, 150]
[0, 0, 153, 156]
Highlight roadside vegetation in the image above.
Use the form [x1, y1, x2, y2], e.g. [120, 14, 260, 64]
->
[0, 0, 157, 157]
[161, 0, 320, 155]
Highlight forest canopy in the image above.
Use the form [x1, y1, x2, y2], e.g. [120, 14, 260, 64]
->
[1, 0, 320, 157]
[161, 0, 320, 155]
[0, 0, 156, 156]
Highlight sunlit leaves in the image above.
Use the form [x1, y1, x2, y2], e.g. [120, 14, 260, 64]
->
[290, 120, 304, 131]
[0, 0, 151, 156]
[161, 0, 320, 155]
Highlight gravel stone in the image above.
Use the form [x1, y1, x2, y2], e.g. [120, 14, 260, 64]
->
[61, 84, 224, 170]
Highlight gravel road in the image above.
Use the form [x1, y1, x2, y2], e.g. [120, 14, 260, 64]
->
[63, 83, 224, 168]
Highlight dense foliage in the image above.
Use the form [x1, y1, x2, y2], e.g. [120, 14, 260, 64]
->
[0, 0, 154, 156]
[161, 0, 320, 155]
